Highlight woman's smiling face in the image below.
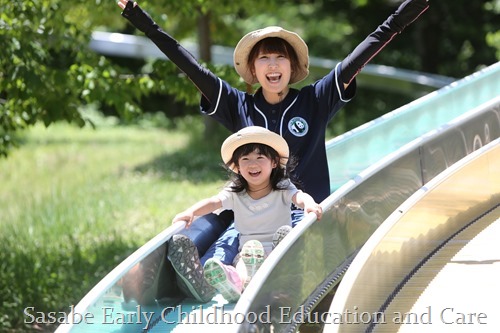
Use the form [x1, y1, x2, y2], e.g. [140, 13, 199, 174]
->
[253, 52, 292, 95]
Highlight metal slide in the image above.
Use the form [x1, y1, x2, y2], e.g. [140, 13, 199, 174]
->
[232, 67, 499, 333]
[324, 138, 499, 333]
[55, 62, 499, 333]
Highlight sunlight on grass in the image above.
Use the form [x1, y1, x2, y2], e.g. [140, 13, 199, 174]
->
[0, 120, 226, 330]
[1, 122, 223, 242]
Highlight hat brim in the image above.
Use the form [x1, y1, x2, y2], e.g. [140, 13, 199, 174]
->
[221, 126, 289, 171]
[233, 26, 309, 85]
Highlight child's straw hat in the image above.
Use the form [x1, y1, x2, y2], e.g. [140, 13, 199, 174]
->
[221, 126, 289, 171]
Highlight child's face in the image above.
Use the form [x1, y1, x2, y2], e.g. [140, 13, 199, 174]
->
[253, 51, 292, 96]
[237, 149, 277, 190]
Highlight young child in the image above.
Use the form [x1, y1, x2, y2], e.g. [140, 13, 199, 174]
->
[170, 126, 322, 302]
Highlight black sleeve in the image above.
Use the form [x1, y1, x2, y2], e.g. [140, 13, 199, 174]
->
[121, 1, 218, 102]
[340, 0, 429, 85]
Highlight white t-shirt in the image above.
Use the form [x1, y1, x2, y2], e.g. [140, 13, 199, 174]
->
[217, 180, 299, 253]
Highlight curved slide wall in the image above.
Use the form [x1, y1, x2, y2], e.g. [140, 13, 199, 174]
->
[233, 98, 500, 332]
[55, 63, 499, 333]
[326, 62, 499, 191]
[324, 138, 499, 333]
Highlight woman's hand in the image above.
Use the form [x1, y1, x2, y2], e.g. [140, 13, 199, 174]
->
[117, 0, 136, 10]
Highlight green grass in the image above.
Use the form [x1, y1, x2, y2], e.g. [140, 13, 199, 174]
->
[0, 117, 228, 331]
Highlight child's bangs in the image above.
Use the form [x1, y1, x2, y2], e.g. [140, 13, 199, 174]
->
[233, 143, 279, 162]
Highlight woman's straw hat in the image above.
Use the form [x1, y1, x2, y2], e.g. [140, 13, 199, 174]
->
[233, 26, 309, 85]
[221, 126, 289, 171]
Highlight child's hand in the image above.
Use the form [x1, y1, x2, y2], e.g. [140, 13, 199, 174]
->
[172, 211, 195, 228]
[305, 204, 323, 220]
[293, 191, 323, 221]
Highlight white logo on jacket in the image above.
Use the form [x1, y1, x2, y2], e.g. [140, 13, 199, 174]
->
[288, 117, 309, 137]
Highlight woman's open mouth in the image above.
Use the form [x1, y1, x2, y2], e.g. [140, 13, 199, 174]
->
[266, 73, 281, 83]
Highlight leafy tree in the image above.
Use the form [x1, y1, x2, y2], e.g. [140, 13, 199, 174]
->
[0, 0, 274, 157]
[1, 0, 498, 157]
[1, 0, 145, 156]
[328, 0, 499, 76]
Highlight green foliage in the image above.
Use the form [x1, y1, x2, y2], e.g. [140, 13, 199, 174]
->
[0, 0, 152, 157]
[1, 234, 134, 331]
[332, 0, 499, 76]
[0, 117, 226, 331]
[1, 0, 498, 158]
[0, 0, 259, 157]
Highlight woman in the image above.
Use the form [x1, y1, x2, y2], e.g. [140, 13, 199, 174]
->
[117, 0, 429, 302]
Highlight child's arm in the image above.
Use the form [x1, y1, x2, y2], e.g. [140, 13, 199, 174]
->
[292, 191, 323, 220]
[172, 196, 223, 228]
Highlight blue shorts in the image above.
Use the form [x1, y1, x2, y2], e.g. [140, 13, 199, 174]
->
[200, 209, 305, 266]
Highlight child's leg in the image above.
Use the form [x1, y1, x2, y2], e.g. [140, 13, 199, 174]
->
[168, 211, 235, 302]
[204, 258, 243, 303]
[200, 222, 240, 266]
[168, 234, 216, 303]
[291, 208, 304, 227]
[202, 209, 300, 268]
[178, 211, 232, 255]
[272, 225, 293, 249]
[239, 240, 265, 288]
[270, 209, 303, 249]
[235, 257, 248, 287]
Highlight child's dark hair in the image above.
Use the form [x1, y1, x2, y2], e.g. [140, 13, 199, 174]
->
[226, 143, 299, 193]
